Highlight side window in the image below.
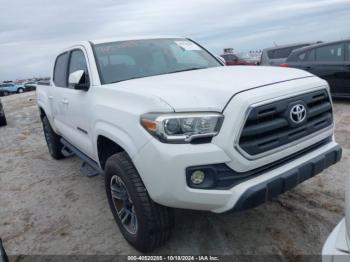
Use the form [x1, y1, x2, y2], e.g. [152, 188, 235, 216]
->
[53, 52, 69, 87]
[68, 50, 90, 87]
[268, 47, 293, 59]
[347, 43, 350, 60]
[316, 43, 344, 62]
[297, 52, 307, 61]
[306, 49, 315, 62]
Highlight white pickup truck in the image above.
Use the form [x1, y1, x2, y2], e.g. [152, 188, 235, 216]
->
[36, 36, 342, 252]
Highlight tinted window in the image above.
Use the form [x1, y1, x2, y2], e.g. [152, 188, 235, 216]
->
[93, 38, 221, 84]
[316, 43, 344, 62]
[268, 44, 309, 59]
[306, 49, 315, 61]
[297, 52, 307, 61]
[347, 43, 350, 60]
[53, 52, 69, 87]
[68, 50, 90, 87]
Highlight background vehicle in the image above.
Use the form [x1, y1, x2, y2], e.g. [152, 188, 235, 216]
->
[0, 83, 25, 95]
[260, 42, 321, 66]
[284, 40, 350, 98]
[220, 53, 257, 65]
[322, 171, 350, 261]
[0, 100, 7, 127]
[24, 81, 38, 92]
[37, 36, 341, 252]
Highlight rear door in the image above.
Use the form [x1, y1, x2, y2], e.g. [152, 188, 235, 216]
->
[312, 43, 345, 95]
[51, 51, 70, 136]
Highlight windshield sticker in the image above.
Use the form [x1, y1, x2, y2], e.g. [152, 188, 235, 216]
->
[175, 41, 201, 51]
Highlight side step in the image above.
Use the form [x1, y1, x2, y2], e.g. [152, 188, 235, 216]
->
[61, 146, 74, 157]
[60, 138, 104, 177]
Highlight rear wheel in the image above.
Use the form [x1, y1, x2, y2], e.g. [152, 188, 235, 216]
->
[0, 115, 7, 126]
[42, 116, 64, 159]
[105, 152, 174, 252]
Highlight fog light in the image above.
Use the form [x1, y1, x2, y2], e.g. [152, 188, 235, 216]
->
[190, 170, 205, 185]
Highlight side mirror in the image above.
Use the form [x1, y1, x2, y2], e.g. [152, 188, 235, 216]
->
[68, 70, 89, 91]
[216, 56, 226, 65]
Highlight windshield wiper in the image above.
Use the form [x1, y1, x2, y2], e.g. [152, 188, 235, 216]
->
[167, 67, 207, 74]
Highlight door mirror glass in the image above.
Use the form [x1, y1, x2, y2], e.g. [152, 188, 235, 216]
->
[68, 70, 89, 90]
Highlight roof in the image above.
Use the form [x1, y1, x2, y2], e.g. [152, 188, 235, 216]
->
[57, 35, 188, 56]
[290, 39, 350, 54]
[262, 42, 320, 51]
[90, 35, 186, 45]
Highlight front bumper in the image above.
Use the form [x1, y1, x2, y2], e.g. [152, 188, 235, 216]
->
[231, 144, 341, 212]
[132, 137, 341, 213]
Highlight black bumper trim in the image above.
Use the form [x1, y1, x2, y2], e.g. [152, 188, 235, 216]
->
[186, 137, 332, 190]
[230, 144, 342, 212]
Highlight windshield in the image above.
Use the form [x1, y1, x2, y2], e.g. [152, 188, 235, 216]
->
[93, 38, 222, 84]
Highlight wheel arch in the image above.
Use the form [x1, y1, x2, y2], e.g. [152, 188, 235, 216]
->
[97, 135, 128, 170]
[38, 106, 46, 120]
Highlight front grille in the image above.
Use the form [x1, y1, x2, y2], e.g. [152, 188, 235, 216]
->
[238, 89, 333, 156]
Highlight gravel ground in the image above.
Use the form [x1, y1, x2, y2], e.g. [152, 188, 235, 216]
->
[0, 92, 349, 259]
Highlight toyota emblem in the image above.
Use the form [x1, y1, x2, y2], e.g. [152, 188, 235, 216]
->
[290, 104, 307, 124]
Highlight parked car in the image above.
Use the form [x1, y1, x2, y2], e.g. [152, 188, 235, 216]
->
[0, 99, 7, 127]
[220, 53, 257, 65]
[322, 171, 350, 261]
[24, 81, 37, 92]
[283, 40, 350, 98]
[36, 36, 341, 252]
[0, 83, 25, 95]
[260, 42, 321, 66]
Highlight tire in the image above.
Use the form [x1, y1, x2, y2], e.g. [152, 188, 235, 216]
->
[0, 115, 7, 127]
[3, 91, 9, 96]
[17, 88, 24, 93]
[105, 152, 174, 252]
[42, 116, 64, 159]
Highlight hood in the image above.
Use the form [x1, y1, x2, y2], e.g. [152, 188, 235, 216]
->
[113, 66, 314, 112]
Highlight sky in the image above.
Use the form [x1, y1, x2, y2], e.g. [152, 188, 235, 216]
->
[0, 0, 350, 81]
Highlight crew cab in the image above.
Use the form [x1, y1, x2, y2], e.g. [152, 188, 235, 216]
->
[36, 36, 342, 252]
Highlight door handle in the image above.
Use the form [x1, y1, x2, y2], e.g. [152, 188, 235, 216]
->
[49, 95, 53, 100]
[61, 99, 69, 105]
[305, 66, 312, 70]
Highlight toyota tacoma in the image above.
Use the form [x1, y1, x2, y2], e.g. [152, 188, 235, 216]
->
[36, 36, 342, 252]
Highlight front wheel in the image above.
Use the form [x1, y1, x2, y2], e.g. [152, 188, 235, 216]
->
[42, 116, 64, 159]
[105, 152, 174, 252]
[17, 88, 24, 93]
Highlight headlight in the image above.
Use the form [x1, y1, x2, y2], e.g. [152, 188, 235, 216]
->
[141, 112, 224, 143]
